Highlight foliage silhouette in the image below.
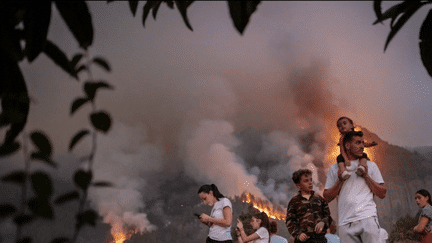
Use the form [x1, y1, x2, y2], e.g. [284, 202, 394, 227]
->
[373, 0, 432, 77]
[0, 1, 261, 242]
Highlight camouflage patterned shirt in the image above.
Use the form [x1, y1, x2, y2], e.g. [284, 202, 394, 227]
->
[285, 191, 332, 239]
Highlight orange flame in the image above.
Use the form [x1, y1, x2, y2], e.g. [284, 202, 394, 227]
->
[110, 225, 137, 243]
[241, 193, 286, 220]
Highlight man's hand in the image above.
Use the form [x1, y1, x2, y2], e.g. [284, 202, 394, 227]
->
[314, 221, 325, 234]
[358, 164, 368, 177]
[298, 233, 309, 242]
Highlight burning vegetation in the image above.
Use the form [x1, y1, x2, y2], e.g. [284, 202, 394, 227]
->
[241, 192, 286, 221]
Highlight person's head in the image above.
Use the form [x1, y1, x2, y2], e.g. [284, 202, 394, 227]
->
[251, 212, 270, 230]
[198, 184, 224, 206]
[415, 189, 432, 208]
[327, 220, 337, 234]
[269, 221, 278, 235]
[292, 169, 313, 194]
[337, 116, 355, 134]
[343, 130, 365, 159]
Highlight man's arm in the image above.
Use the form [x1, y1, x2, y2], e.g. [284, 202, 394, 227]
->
[361, 164, 387, 199]
[323, 178, 344, 203]
[363, 174, 387, 199]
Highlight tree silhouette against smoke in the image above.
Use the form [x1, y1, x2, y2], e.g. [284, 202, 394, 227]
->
[0, 1, 262, 243]
[373, 0, 432, 78]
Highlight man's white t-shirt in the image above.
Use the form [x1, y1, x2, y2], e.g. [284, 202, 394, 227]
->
[208, 197, 233, 241]
[325, 160, 384, 226]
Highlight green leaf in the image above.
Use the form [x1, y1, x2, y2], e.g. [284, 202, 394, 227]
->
[54, 190, 80, 205]
[0, 2, 24, 62]
[90, 111, 112, 133]
[92, 57, 111, 72]
[0, 141, 20, 156]
[227, 1, 261, 35]
[166, 1, 174, 9]
[0, 51, 30, 147]
[55, 1, 93, 50]
[420, 9, 432, 41]
[70, 53, 84, 70]
[420, 9, 432, 77]
[92, 181, 113, 187]
[31, 171, 53, 197]
[373, 1, 410, 25]
[43, 40, 77, 79]
[76, 209, 98, 229]
[71, 97, 90, 115]
[69, 129, 90, 151]
[142, 1, 152, 27]
[51, 238, 70, 243]
[1, 171, 26, 185]
[28, 197, 54, 219]
[384, 2, 424, 51]
[75, 65, 87, 75]
[24, 1, 52, 62]
[152, 1, 162, 20]
[373, 0, 383, 23]
[30, 131, 54, 167]
[142, 1, 162, 27]
[174, 1, 194, 31]
[84, 81, 114, 101]
[0, 204, 17, 218]
[14, 214, 35, 226]
[30, 130, 52, 154]
[128, 0, 139, 16]
[74, 169, 92, 190]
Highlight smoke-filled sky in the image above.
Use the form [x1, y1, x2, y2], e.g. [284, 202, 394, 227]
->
[2, 1, 432, 242]
[21, 1, 432, 149]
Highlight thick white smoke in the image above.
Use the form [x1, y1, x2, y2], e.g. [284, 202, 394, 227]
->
[184, 119, 265, 198]
[87, 123, 163, 235]
[257, 131, 322, 204]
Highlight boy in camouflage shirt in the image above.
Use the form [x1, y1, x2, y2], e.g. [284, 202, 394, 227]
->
[286, 169, 332, 243]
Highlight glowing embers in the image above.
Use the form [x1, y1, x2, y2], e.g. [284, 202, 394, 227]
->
[241, 192, 286, 220]
[110, 224, 137, 243]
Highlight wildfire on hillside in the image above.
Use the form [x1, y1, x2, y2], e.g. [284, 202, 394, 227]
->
[110, 225, 137, 243]
[241, 192, 286, 220]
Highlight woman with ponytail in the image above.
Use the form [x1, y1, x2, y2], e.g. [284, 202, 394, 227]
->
[236, 211, 270, 243]
[198, 184, 233, 243]
[414, 189, 432, 243]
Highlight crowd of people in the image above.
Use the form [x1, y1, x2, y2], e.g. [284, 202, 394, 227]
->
[196, 117, 431, 243]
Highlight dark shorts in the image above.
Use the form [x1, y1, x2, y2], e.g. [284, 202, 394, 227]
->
[206, 237, 233, 243]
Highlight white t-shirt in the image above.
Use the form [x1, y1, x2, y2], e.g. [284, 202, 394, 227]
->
[208, 197, 233, 241]
[252, 227, 269, 243]
[325, 160, 384, 226]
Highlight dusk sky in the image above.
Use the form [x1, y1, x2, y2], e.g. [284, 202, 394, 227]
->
[2, 1, 432, 242]
[21, 1, 432, 149]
